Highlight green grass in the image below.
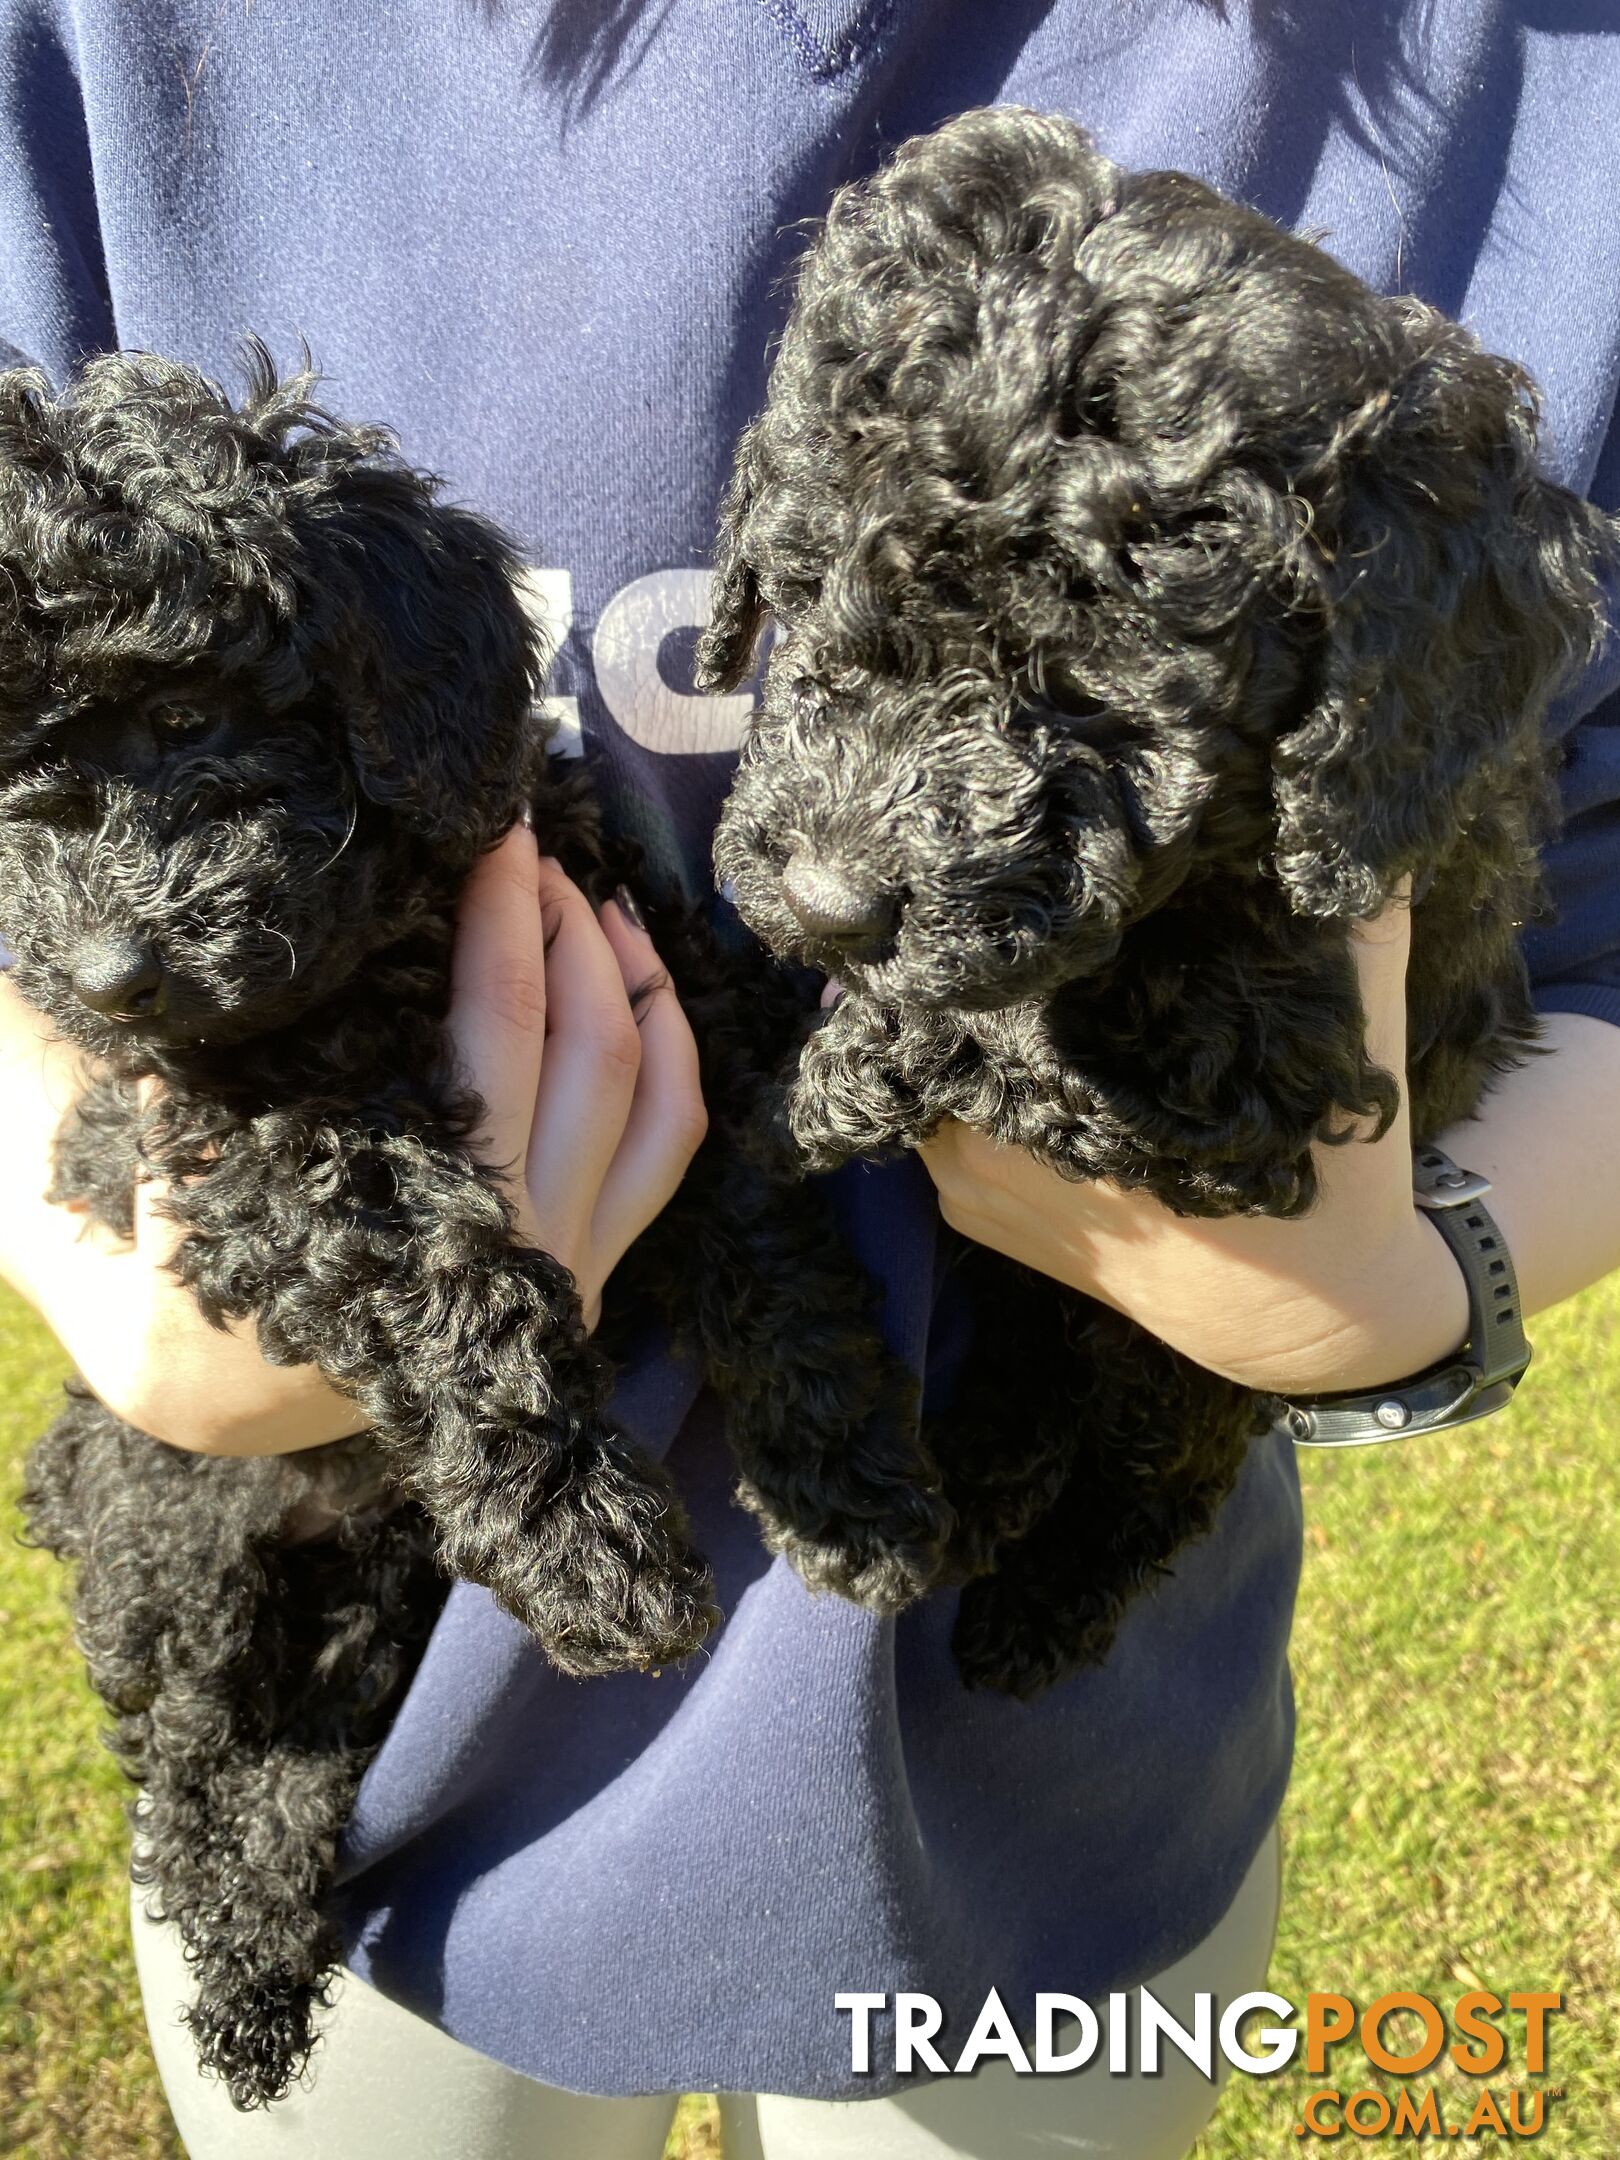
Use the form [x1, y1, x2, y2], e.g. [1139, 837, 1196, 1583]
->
[3, 1278, 1617, 2157]
[1193, 1273, 1620, 2156]
[0, 1295, 179, 2158]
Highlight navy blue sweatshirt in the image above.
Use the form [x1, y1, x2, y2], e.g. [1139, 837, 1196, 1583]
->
[2, 0, 1616, 2100]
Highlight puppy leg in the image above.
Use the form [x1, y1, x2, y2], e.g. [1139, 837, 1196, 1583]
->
[923, 1252, 1094, 1584]
[20, 1385, 443, 2108]
[46, 1066, 143, 1234]
[951, 1318, 1262, 1697]
[165, 1119, 718, 1676]
[674, 1153, 953, 1612]
[784, 994, 968, 1169]
[611, 932, 955, 1612]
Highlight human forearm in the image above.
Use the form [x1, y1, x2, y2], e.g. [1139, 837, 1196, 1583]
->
[922, 1110, 1475, 1399]
[1038, 1014, 1620, 1395]
[1432, 1011, 1620, 1321]
[0, 970, 372, 1450]
[920, 906, 1620, 1397]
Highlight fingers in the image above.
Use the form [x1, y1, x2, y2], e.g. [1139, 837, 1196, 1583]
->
[448, 823, 549, 1189]
[1348, 875, 1413, 1108]
[522, 868, 648, 1260]
[588, 898, 708, 1276]
[459, 860, 705, 1314]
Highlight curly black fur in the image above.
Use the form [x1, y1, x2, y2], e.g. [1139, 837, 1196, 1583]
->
[698, 109, 1617, 1692]
[2, 347, 922, 2105]
[22, 1387, 445, 2097]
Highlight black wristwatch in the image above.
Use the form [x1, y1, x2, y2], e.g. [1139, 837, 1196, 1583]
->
[1270, 1144, 1532, 1449]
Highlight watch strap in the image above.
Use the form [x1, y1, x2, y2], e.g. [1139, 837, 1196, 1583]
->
[1273, 1144, 1531, 1450]
[1411, 1143, 1531, 1390]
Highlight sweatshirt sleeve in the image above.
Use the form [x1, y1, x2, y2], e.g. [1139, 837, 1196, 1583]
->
[0, 0, 116, 379]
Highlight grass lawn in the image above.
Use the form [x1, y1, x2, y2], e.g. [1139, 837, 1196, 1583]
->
[3, 1275, 1616, 2157]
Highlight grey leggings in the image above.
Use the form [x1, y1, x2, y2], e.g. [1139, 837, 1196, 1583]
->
[134, 1822, 1281, 2160]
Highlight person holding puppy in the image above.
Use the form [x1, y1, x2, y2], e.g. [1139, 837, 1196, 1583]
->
[1, 4, 1618, 2156]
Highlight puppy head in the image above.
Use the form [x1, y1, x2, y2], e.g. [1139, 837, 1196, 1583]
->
[715, 655, 1180, 1012]
[704, 107, 1614, 1010]
[0, 344, 542, 1062]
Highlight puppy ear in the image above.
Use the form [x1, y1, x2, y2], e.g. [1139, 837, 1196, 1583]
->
[1270, 396, 1615, 921]
[694, 420, 770, 694]
[290, 458, 547, 848]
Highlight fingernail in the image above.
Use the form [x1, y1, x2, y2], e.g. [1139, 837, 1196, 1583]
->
[519, 801, 535, 830]
[614, 884, 647, 932]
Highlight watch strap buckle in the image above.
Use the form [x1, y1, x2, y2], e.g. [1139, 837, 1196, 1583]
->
[1412, 1146, 1493, 1210]
[1276, 1144, 1531, 1450]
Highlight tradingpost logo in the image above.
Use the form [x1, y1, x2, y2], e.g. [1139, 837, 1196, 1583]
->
[836, 1985, 1567, 2138]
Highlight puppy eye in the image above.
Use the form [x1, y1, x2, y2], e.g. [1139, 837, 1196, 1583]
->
[149, 702, 219, 741]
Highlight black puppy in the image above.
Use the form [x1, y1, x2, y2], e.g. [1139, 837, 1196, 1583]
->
[1, 344, 719, 1670]
[699, 108, 1616, 1692]
[3, 346, 922, 2104]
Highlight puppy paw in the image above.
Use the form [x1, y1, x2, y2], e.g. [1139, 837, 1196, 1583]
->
[744, 1478, 958, 1615]
[475, 1453, 720, 1676]
[785, 1003, 935, 1168]
[950, 1577, 1119, 1700]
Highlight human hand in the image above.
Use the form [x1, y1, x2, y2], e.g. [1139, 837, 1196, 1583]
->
[914, 888, 1473, 1395]
[447, 822, 708, 1330]
[0, 825, 706, 1452]
[0, 977, 368, 1454]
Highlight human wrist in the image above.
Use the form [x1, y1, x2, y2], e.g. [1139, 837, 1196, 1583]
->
[1209, 1210, 1472, 1397]
[927, 1115, 1476, 1394]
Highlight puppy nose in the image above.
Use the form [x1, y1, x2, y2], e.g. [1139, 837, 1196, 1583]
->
[780, 854, 898, 947]
[71, 936, 167, 1020]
